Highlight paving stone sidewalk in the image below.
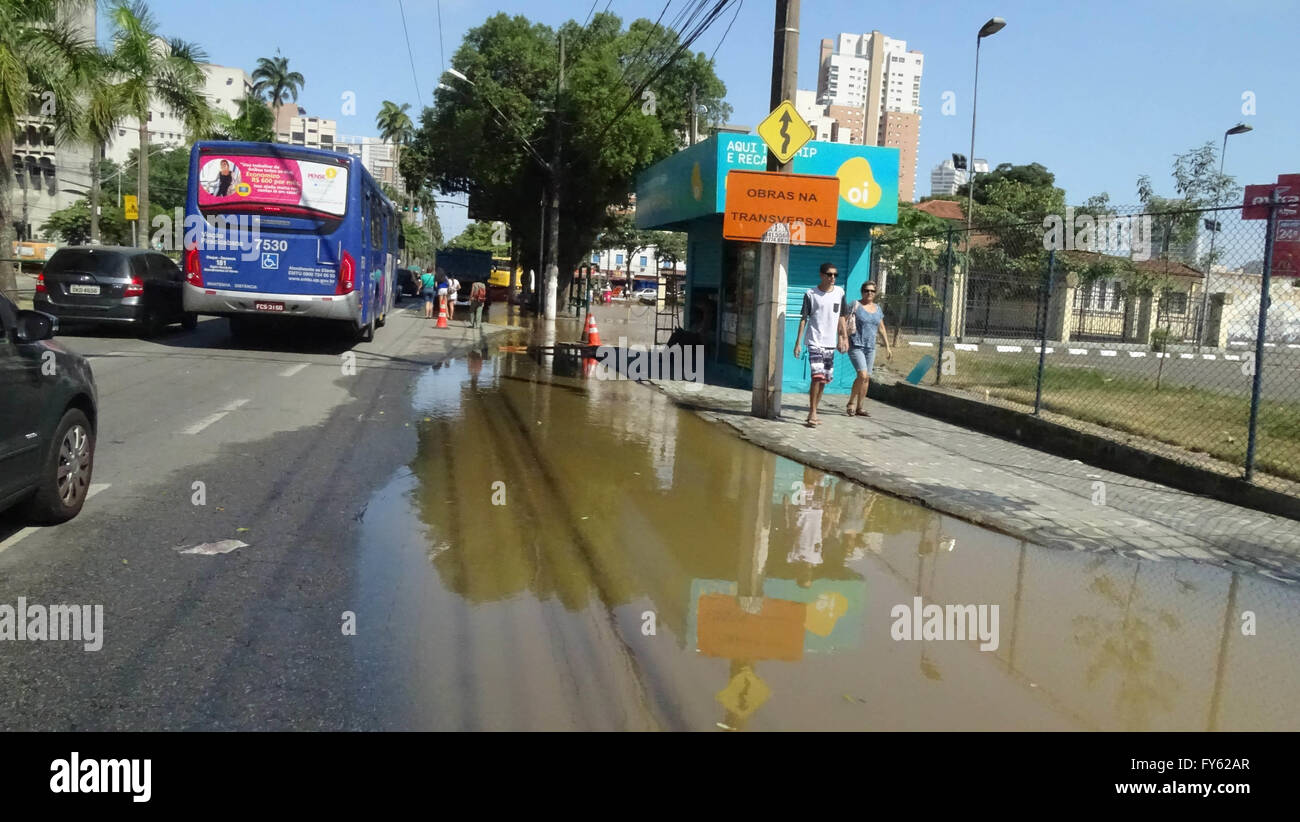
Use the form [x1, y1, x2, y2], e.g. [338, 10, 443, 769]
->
[651, 380, 1300, 584]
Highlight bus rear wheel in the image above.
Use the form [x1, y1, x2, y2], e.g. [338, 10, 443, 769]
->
[356, 315, 375, 343]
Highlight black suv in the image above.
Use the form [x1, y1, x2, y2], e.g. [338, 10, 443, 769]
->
[0, 293, 98, 523]
[34, 246, 196, 337]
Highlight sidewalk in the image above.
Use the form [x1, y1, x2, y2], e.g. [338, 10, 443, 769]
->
[651, 379, 1300, 583]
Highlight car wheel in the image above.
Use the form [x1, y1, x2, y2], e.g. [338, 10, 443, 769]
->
[181, 312, 198, 331]
[20, 408, 95, 525]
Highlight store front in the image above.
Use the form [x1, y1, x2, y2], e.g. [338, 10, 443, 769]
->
[636, 134, 900, 394]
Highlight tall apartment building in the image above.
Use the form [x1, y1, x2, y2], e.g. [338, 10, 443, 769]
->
[12, 5, 95, 240]
[816, 31, 924, 201]
[104, 62, 254, 164]
[334, 136, 404, 194]
[274, 106, 337, 150]
[930, 157, 988, 197]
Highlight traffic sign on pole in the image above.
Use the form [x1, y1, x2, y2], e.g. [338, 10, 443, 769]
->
[123, 194, 139, 221]
[756, 100, 814, 165]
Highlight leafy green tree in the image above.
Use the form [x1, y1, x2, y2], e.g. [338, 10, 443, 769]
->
[957, 162, 1057, 204]
[107, 0, 213, 247]
[402, 10, 730, 293]
[448, 220, 507, 255]
[212, 95, 275, 142]
[0, 0, 99, 300]
[251, 50, 304, 141]
[650, 230, 686, 268]
[42, 198, 132, 246]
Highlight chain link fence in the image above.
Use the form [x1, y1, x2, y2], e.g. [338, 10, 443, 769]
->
[874, 203, 1300, 496]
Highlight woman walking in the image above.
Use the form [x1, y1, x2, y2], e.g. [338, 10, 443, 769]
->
[846, 281, 893, 416]
[420, 269, 440, 319]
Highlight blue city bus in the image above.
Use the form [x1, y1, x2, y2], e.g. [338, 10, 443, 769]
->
[183, 141, 398, 341]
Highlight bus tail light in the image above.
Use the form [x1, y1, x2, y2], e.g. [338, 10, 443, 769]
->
[336, 250, 356, 295]
[123, 276, 145, 297]
[35, 273, 46, 293]
[185, 248, 203, 287]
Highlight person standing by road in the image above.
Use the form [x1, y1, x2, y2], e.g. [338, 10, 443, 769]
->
[446, 275, 460, 323]
[845, 280, 893, 416]
[420, 268, 439, 319]
[469, 280, 487, 329]
[792, 263, 849, 427]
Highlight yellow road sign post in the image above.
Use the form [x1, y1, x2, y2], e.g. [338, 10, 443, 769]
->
[757, 100, 814, 165]
[123, 195, 139, 221]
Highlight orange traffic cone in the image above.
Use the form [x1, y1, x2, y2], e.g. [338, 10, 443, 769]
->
[583, 312, 602, 345]
[436, 294, 448, 328]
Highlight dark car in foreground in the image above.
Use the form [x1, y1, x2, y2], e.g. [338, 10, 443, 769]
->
[0, 293, 98, 523]
[34, 246, 196, 337]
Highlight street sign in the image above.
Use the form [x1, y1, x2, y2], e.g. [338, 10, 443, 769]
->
[722, 169, 839, 246]
[757, 100, 814, 165]
[715, 667, 771, 721]
[123, 195, 138, 221]
[1242, 173, 1300, 275]
[696, 593, 804, 661]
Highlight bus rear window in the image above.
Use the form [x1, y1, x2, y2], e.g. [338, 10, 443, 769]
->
[197, 151, 349, 218]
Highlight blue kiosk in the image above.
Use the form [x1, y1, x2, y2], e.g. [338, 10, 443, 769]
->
[635, 134, 900, 395]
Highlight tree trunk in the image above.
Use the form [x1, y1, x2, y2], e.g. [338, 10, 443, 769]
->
[0, 132, 17, 302]
[90, 141, 101, 244]
[272, 103, 280, 143]
[137, 119, 149, 248]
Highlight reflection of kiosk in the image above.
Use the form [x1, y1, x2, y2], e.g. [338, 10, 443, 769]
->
[635, 135, 900, 395]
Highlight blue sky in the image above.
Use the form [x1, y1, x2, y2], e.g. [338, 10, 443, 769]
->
[118, 0, 1299, 241]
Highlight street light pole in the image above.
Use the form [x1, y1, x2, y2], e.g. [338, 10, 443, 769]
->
[960, 17, 1005, 342]
[1197, 122, 1252, 350]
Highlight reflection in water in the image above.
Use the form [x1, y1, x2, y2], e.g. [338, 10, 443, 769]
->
[357, 329, 1300, 730]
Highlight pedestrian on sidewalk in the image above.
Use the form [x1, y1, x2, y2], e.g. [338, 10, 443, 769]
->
[469, 280, 487, 328]
[420, 268, 439, 319]
[845, 280, 893, 416]
[446, 276, 460, 323]
[792, 262, 850, 427]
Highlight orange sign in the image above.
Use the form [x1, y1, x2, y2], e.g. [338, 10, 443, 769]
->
[722, 170, 839, 247]
[697, 593, 805, 661]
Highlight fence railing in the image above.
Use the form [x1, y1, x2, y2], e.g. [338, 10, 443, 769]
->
[873, 202, 1300, 495]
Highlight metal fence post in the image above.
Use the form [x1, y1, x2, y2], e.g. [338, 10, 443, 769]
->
[1244, 199, 1277, 482]
[935, 228, 953, 385]
[1034, 250, 1054, 415]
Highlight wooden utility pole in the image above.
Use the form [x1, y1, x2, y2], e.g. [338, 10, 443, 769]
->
[751, 0, 800, 418]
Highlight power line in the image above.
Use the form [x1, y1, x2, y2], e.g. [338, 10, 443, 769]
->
[709, 0, 741, 62]
[397, 0, 424, 107]
[436, 0, 446, 78]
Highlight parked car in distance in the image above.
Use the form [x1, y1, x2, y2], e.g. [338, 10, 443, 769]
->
[34, 246, 196, 337]
[0, 293, 98, 523]
[634, 287, 658, 304]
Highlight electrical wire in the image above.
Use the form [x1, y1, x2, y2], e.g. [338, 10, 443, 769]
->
[397, 0, 424, 107]
[709, 0, 741, 62]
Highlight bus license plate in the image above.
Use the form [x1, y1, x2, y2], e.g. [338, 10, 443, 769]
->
[253, 301, 285, 312]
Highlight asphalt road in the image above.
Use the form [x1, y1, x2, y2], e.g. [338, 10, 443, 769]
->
[0, 302, 499, 730]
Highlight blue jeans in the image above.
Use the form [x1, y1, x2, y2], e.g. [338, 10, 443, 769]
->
[848, 345, 876, 375]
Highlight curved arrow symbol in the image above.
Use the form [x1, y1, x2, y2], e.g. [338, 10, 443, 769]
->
[779, 110, 792, 155]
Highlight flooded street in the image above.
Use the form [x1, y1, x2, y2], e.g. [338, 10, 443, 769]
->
[354, 322, 1300, 731]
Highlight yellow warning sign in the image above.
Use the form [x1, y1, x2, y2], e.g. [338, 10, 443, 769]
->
[757, 100, 815, 165]
[715, 667, 771, 721]
[123, 195, 138, 221]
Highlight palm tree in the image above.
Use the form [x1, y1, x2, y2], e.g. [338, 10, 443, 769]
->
[376, 100, 414, 145]
[212, 95, 276, 142]
[107, 0, 213, 248]
[0, 0, 98, 301]
[252, 51, 304, 143]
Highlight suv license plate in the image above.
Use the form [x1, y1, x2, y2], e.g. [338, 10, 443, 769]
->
[253, 301, 285, 312]
[69, 284, 100, 295]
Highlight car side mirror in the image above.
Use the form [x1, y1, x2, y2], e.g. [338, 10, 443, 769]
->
[14, 309, 57, 343]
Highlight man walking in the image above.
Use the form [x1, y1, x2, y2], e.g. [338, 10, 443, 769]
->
[792, 262, 849, 427]
[469, 280, 487, 328]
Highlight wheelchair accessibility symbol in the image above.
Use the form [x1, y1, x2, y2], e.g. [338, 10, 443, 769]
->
[261, 252, 280, 269]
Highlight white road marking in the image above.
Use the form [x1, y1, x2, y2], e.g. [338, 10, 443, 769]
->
[908, 341, 934, 348]
[1100, 350, 1117, 357]
[1202, 354, 1217, 360]
[0, 483, 111, 554]
[1033, 347, 1053, 354]
[1225, 354, 1241, 361]
[1128, 351, 1146, 357]
[279, 363, 310, 377]
[1180, 353, 1194, 359]
[954, 343, 979, 351]
[1068, 348, 1088, 355]
[996, 345, 1022, 353]
[182, 398, 250, 435]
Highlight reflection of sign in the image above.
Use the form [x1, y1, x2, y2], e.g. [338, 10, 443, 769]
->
[697, 593, 804, 661]
[757, 100, 814, 165]
[722, 170, 838, 247]
[123, 195, 138, 220]
[716, 668, 771, 720]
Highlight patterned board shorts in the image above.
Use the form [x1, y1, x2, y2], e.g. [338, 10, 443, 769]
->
[808, 344, 835, 383]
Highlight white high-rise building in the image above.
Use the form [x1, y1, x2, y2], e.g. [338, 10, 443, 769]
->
[105, 62, 254, 165]
[334, 136, 404, 194]
[930, 157, 988, 197]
